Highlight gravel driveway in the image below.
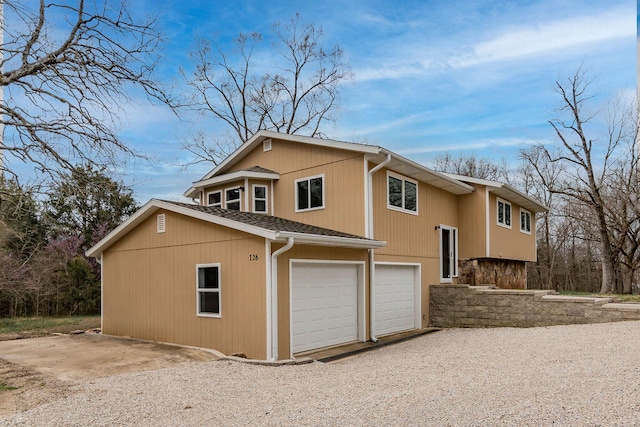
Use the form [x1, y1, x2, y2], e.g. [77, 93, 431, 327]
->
[3, 321, 640, 426]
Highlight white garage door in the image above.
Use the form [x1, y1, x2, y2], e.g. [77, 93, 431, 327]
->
[375, 264, 419, 336]
[291, 262, 359, 354]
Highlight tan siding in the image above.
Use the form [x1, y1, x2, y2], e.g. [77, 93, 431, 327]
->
[275, 245, 369, 359]
[372, 167, 458, 260]
[488, 193, 537, 261]
[457, 185, 487, 259]
[228, 138, 366, 236]
[370, 166, 460, 326]
[102, 210, 267, 359]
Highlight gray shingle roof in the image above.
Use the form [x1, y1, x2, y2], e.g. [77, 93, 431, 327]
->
[162, 200, 372, 240]
[240, 166, 279, 174]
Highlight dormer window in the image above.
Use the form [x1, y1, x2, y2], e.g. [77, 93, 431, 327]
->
[253, 185, 268, 213]
[207, 191, 222, 208]
[225, 188, 241, 210]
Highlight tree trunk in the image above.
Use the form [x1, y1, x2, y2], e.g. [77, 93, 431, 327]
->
[600, 237, 616, 293]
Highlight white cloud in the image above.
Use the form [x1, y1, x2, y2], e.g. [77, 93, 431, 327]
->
[396, 137, 552, 155]
[451, 8, 635, 68]
[353, 6, 634, 83]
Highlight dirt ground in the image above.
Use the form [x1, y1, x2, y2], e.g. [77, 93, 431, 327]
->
[0, 333, 219, 415]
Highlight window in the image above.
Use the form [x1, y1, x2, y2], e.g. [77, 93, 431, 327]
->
[295, 175, 324, 212]
[497, 198, 512, 228]
[387, 172, 418, 214]
[207, 191, 222, 208]
[440, 225, 458, 282]
[520, 208, 532, 234]
[253, 185, 268, 213]
[225, 187, 241, 210]
[197, 264, 221, 317]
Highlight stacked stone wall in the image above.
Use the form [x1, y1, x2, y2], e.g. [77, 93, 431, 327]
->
[459, 259, 526, 289]
[430, 284, 640, 328]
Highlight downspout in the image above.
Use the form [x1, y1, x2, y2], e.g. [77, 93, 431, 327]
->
[269, 237, 294, 361]
[367, 153, 392, 343]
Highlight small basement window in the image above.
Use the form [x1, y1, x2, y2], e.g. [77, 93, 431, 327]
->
[225, 187, 241, 210]
[197, 264, 221, 317]
[207, 191, 222, 208]
[295, 175, 324, 212]
[520, 208, 532, 234]
[497, 198, 512, 228]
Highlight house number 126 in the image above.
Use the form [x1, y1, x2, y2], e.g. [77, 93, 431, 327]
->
[249, 254, 259, 261]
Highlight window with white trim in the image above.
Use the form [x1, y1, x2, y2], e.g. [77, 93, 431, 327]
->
[497, 198, 512, 228]
[197, 264, 221, 317]
[207, 191, 222, 208]
[225, 187, 241, 210]
[387, 172, 417, 214]
[253, 185, 268, 213]
[520, 208, 532, 234]
[295, 175, 324, 212]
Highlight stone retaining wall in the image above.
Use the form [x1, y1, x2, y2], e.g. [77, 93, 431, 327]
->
[430, 284, 640, 328]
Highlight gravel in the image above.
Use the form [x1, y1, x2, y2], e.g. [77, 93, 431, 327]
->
[3, 321, 640, 426]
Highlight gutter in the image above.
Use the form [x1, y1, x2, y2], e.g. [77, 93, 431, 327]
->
[367, 153, 392, 343]
[268, 237, 294, 361]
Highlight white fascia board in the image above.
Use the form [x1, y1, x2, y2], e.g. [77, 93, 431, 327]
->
[488, 185, 549, 213]
[86, 199, 278, 258]
[379, 150, 474, 194]
[185, 170, 280, 198]
[276, 231, 386, 249]
[440, 172, 500, 187]
[441, 172, 549, 212]
[86, 199, 160, 258]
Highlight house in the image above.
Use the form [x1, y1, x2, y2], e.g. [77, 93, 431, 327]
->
[87, 130, 547, 361]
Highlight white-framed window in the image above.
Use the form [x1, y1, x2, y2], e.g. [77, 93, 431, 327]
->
[387, 171, 418, 214]
[439, 225, 458, 283]
[253, 184, 268, 213]
[295, 174, 324, 212]
[225, 187, 241, 210]
[497, 198, 512, 228]
[207, 190, 222, 208]
[196, 263, 221, 317]
[520, 208, 532, 234]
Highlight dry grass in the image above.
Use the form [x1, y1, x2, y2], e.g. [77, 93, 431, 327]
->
[0, 316, 100, 341]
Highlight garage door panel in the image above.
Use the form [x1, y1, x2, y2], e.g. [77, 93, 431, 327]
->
[374, 265, 418, 336]
[292, 263, 359, 354]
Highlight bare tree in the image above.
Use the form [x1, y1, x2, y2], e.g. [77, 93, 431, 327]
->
[181, 14, 351, 165]
[0, 0, 170, 181]
[432, 153, 509, 181]
[525, 68, 637, 293]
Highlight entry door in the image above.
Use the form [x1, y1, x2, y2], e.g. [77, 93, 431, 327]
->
[440, 225, 458, 283]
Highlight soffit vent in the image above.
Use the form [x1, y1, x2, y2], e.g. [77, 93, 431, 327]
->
[157, 213, 166, 233]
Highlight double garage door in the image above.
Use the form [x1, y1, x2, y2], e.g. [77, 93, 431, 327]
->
[291, 262, 419, 354]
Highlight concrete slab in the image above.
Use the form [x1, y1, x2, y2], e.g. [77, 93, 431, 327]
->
[0, 333, 218, 381]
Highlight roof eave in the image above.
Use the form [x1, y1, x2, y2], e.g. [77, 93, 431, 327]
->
[86, 200, 278, 258]
[185, 171, 280, 199]
[276, 231, 386, 249]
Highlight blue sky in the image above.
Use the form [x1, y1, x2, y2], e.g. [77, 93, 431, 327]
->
[17, 0, 640, 201]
